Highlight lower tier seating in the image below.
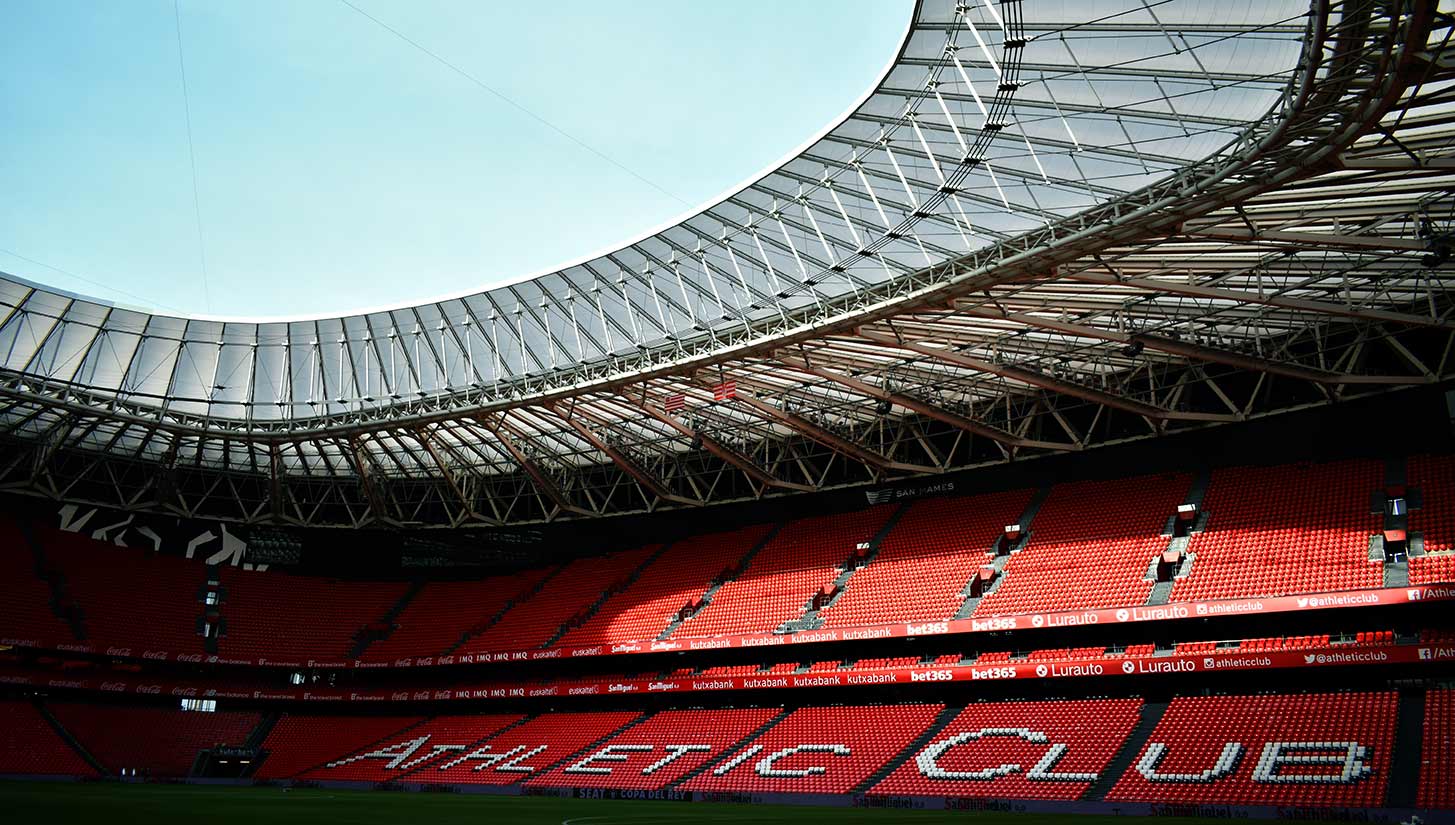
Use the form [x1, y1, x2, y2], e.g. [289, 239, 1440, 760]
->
[417, 711, 641, 786]
[527, 707, 783, 790]
[254, 714, 424, 780]
[869, 698, 1142, 799]
[50, 702, 259, 778]
[0, 700, 97, 776]
[297, 714, 524, 782]
[1420, 689, 1454, 810]
[1105, 691, 1396, 808]
[681, 703, 944, 795]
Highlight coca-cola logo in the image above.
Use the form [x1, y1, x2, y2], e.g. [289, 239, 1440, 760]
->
[105, 647, 132, 657]
[176, 654, 203, 663]
[171, 687, 198, 697]
[136, 685, 162, 694]
[99, 681, 127, 692]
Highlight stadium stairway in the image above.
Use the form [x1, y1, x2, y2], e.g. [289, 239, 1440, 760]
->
[543, 542, 675, 648]
[19, 519, 87, 641]
[442, 565, 568, 656]
[34, 698, 107, 776]
[1146, 471, 1211, 605]
[668, 708, 794, 789]
[350, 580, 426, 659]
[956, 486, 1052, 619]
[245, 712, 281, 752]
[659, 523, 785, 640]
[780, 502, 912, 633]
[1081, 700, 1168, 800]
[851, 705, 962, 793]
[1387, 686, 1428, 808]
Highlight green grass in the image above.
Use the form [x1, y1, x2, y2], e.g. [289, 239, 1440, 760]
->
[0, 781, 1230, 825]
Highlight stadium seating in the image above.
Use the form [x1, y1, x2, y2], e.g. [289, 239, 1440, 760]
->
[50, 702, 259, 778]
[1410, 552, 1455, 585]
[527, 708, 782, 789]
[1409, 454, 1455, 554]
[0, 699, 98, 776]
[682, 703, 943, 794]
[1170, 461, 1383, 602]
[255, 714, 424, 779]
[461, 547, 658, 653]
[299, 714, 523, 781]
[674, 506, 895, 638]
[219, 569, 407, 663]
[1421, 689, 1454, 809]
[870, 698, 1141, 799]
[558, 524, 773, 646]
[360, 568, 557, 661]
[974, 474, 1189, 616]
[43, 528, 209, 655]
[419, 711, 640, 785]
[0, 522, 76, 645]
[817, 489, 1032, 628]
[1105, 691, 1396, 807]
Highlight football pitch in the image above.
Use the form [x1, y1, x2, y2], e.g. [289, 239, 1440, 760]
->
[0, 781, 1226, 825]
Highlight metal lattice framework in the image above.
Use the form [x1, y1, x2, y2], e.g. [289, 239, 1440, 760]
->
[0, 0, 1451, 527]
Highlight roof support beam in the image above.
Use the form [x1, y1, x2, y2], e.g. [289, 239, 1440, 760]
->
[413, 427, 498, 525]
[774, 353, 1076, 451]
[700, 377, 939, 475]
[618, 394, 815, 493]
[476, 416, 591, 518]
[549, 403, 699, 507]
[955, 305, 1430, 385]
[1066, 272, 1454, 330]
[857, 328, 1236, 423]
[1186, 226, 1429, 252]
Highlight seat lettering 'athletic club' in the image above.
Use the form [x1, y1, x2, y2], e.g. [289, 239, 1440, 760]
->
[0, 0, 1452, 820]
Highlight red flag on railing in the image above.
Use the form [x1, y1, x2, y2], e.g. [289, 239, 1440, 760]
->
[663, 393, 685, 413]
[712, 381, 737, 402]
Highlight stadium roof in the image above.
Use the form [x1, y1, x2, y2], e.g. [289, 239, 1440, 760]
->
[0, 0, 1451, 527]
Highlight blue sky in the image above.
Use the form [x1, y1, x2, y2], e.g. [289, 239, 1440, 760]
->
[0, 0, 910, 318]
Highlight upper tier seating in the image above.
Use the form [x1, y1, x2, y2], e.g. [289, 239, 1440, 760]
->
[0, 699, 97, 776]
[870, 698, 1142, 799]
[974, 474, 1189, 616]
[1170, 461, 1382, 602]
[299, 714, 523, 782]
[361, 568, 557, 661]
[1420, 689, 1454, 810]
[527, 707, 782, 790]
[557, 524, 773, 646]
[219, 569, 407, 663]
[1411, 553, 1455, 584]
[0, 521, 76, 645]
[254, 714, 424, 779]
[51, 702, 258, 778]
[461, 547, 658, 653]
[682, 703, 943, 795]
[1106, 691, 1396, 807]
[818, 489, 1033, 628]
[1409, 454, 1455, 554]
[419, 711, 640, 785]
[44, 528, 208, 655]
[674, 506, 895, 638]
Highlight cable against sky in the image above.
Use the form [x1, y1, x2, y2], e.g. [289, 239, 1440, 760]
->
[173, 0, 213, 313]
[337, 0, 691, 208]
